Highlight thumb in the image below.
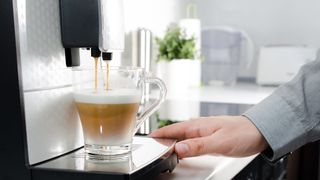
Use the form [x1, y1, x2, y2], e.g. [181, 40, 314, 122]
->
[174, 135, 218, 158]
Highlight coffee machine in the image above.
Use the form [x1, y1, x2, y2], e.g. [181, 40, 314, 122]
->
[0, 0, 177, 179]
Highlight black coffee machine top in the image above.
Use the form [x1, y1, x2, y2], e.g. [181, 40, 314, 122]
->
[60, 0, 121, 66]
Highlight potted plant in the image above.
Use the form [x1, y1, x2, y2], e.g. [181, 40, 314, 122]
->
[155, 26, 201, 95]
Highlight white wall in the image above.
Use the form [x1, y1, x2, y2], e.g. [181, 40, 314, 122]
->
[123, 0, 185, 36]
[123, 0, 320, 78]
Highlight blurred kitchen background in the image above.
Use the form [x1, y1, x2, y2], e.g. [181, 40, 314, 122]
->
[121, 0, 319, 79]
[79, 0, 320, 84]
[86, 1, 319, 179]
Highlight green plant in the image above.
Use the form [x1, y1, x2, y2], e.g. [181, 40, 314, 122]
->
[158, 119, 176, 128]
[156, 27, 197, 61]
[155, 113, 177, 128]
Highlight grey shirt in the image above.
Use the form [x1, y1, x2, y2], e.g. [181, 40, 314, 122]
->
[243, 59, 320, 161]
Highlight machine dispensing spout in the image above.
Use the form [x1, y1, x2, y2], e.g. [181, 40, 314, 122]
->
[59, 0, 124, 66]
[91, 47, 101, 58]
[102, 52, 112, 61]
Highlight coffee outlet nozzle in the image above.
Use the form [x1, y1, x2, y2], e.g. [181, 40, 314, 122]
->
[59, 0, 124, 66]
[91, 47, 101, 58]
[90, 48, 112, 61]
[102, 52, 112, 61]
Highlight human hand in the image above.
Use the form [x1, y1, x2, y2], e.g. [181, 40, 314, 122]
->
[150, 116, 268, 158]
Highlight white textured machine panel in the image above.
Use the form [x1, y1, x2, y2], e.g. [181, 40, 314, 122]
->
[24, 87, 83, 165]
[13, 0, 84, 164]
[15, 0, 71, 91]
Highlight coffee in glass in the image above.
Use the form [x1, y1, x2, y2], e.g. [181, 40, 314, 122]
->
[73, 67, 166, 156]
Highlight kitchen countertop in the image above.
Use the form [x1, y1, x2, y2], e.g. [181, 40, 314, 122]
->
[157, 154, 257, 180]
[165, 83, 276, 105]
[154, 83, 277, 179]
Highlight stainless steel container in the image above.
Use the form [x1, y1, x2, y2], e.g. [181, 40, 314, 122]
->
[133, 28, 153, 134]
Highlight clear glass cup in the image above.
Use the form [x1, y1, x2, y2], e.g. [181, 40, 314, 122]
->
[72, 66, 166, 156]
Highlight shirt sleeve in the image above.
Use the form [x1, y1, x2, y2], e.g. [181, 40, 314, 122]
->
[243, 59, 320, 161]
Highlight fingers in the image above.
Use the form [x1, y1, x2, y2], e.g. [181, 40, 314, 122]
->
[149, 121, 194, 140]
[174, 135, 220, 158]
[150, 118, 220, 140]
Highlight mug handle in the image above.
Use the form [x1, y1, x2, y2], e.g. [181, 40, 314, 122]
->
[134, 74, 167, 134]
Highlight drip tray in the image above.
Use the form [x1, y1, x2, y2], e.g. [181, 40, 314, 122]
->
[31, 136, 178, 180]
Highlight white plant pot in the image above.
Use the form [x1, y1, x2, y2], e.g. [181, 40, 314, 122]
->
[158, 100, 200, 121]
[157, 59, 201, 95]
[156, 59, 201, 121]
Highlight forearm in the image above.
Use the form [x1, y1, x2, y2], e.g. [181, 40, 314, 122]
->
[243, 59, 320, 161]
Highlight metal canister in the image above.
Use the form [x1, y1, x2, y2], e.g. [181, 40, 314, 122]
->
[133, 28, 153, 134]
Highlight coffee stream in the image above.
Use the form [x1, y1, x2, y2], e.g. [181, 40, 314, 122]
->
[94, 58, 110, 91]
[105, 62, 109, 90]
[94, 57, 99, 91]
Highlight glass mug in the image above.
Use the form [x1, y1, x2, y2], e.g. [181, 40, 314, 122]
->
[72, 67, 166, 156]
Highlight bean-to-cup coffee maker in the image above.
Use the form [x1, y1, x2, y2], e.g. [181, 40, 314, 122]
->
[0, 0, 177, 179]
